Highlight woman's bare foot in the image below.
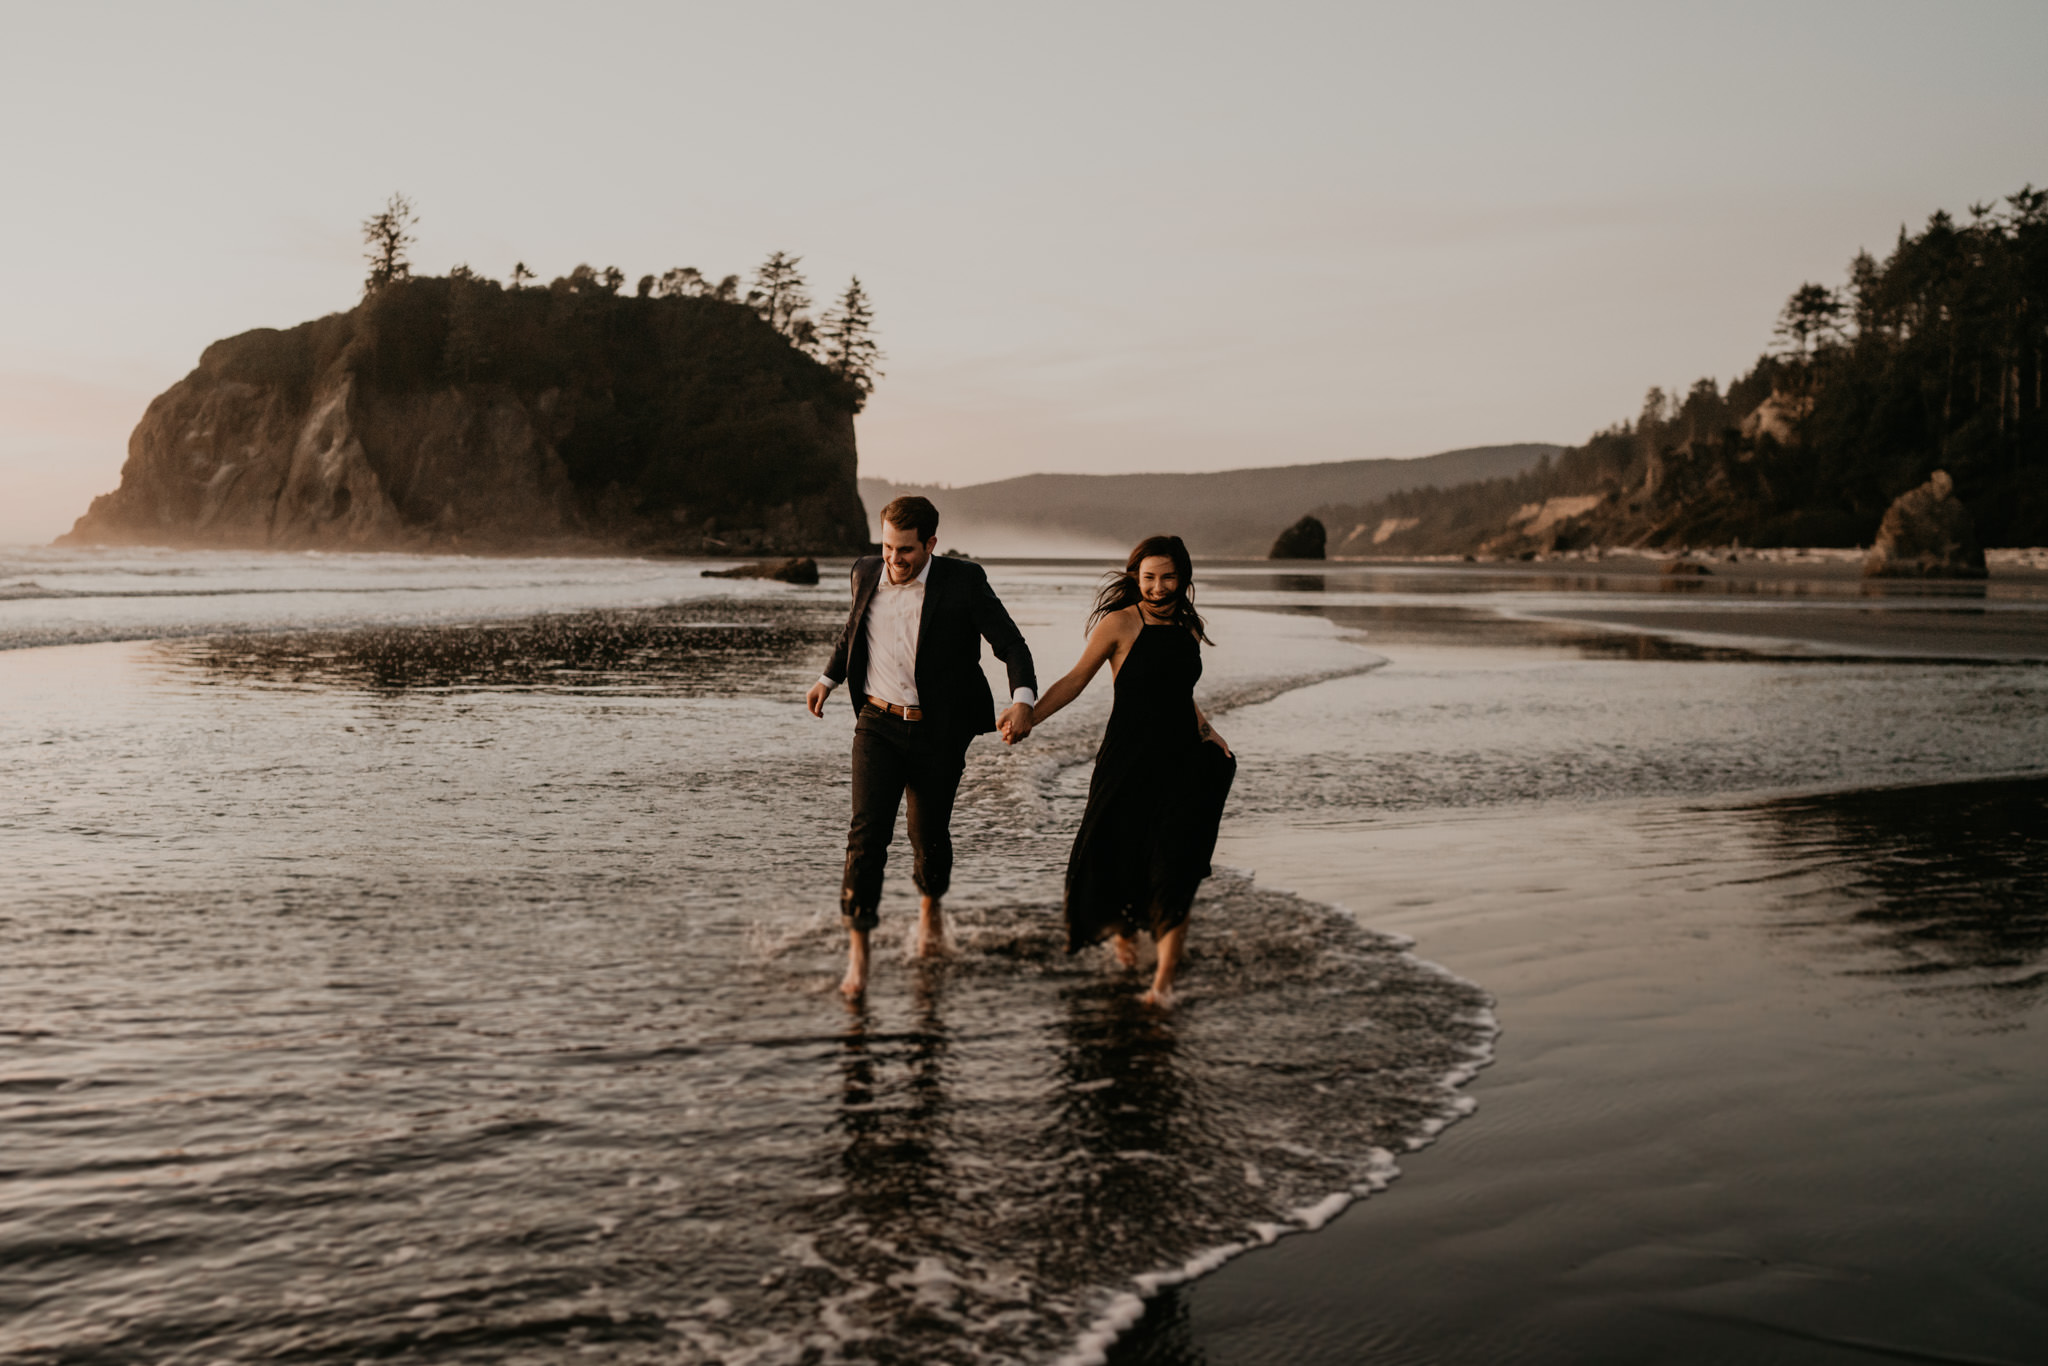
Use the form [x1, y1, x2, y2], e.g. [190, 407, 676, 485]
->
[1145, 923, 1187, 1005]
[915, 897, 949, 958]
[842, 929, 870, 998]
[1110, 933, 1139, 969]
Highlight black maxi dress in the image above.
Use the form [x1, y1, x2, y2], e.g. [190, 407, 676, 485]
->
[1063, 623, 1237, 952]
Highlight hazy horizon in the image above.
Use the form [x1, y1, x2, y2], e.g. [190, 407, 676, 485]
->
[4, 0, 2044, 544]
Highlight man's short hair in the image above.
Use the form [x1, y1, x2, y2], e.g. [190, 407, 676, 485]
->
[879, 495, 939, 541]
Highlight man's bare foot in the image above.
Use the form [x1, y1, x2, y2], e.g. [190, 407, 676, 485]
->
[915, 897, 949, 959]
[1110, 934, 1139, 969]
[1139, 985, 1176, 1009]
[842, 929, 870, 998]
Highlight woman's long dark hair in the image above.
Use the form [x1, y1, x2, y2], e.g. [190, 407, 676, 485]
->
[1088, 534, 1212, 644]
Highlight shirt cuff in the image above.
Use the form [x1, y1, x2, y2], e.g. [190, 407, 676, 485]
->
[817, 675, 837, 691]
[1011, 687, 1037, 706]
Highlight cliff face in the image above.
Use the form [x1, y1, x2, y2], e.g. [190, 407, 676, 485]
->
[63, 276, 871, 556]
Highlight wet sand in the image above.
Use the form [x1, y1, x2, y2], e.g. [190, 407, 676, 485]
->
[1508, 552, 2048, 661]
[1109, 783, 2048, 1364]
[1205, 554, 2048, 663]
[1531, 602, 2048, 660]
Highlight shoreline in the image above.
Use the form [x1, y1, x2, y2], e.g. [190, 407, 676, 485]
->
[1055, 901, 1498, 1366]
[1323, 545, 2048, 581]
[1114, 772, 2048, 1364]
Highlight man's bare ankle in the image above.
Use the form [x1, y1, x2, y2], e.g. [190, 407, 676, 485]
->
[915, 901, 949, 957]
[842, 931, 870, 996]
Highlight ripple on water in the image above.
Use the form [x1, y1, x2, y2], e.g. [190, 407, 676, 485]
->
[1, 600, 1491, 1365]
[1, 878, 1490, 1366]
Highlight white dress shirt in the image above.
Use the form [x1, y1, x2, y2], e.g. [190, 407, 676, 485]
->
[817, 557, 1035, 709]
[861, 555, 930, 707]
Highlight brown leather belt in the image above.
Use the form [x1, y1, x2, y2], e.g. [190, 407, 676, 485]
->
[866, 695, 923, 720]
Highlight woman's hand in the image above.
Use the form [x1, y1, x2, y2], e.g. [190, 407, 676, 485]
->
[1199, 720, 1232, 759]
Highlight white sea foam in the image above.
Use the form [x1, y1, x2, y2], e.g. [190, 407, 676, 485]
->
[1046, 888, 1501, 1366]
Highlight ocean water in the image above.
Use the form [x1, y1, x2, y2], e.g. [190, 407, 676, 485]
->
[4, 549, 2045, 1365]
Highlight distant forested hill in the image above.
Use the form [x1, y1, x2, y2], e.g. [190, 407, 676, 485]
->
[862, 444, 1559, 558]
[1318, 186, 2048, 557]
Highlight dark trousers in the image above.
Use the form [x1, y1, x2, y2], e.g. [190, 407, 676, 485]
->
[841, 705, 970, 930]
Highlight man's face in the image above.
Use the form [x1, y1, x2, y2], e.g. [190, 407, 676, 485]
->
[880, 519, 936, 584]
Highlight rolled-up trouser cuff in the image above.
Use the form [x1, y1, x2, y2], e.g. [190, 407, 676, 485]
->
[841, 882, 880, 932]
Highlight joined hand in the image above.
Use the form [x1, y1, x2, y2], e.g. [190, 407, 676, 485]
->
[998, 702, 1033, 745]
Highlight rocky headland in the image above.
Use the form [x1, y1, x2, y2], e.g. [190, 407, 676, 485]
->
[62, 272, 871, 556]
[1299, 186, 2047, 572]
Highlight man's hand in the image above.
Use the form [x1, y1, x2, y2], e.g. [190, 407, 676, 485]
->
[807, 681, 831, 717]
[998, 701, 1033, 744]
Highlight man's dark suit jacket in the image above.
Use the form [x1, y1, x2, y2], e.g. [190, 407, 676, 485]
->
[823, 555, 1037, 739]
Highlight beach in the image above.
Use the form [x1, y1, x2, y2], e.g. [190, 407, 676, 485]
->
[3, 549, 2045, 1364]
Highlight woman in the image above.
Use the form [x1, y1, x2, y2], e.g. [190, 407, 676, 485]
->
[1030, 535, 1236, 1005]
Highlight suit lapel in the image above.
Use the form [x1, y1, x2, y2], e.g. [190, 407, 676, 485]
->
[914, 555, 941, 664]
[853, 557, 883, 629]
[846, 559, 882, 695]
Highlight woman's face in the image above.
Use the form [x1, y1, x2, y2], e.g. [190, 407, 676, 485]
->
[1136, 555, 1181, 605]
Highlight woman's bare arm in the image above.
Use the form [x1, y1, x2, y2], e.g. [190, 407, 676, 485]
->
[1031, 613, 1132, 726]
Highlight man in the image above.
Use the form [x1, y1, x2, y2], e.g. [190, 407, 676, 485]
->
[806, 495, 1037, 998]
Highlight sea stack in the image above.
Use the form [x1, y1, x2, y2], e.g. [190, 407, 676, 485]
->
[1269, 515, 1327, 559]
[1862, 470, 1988, 579]
[61, 273, 871, 557]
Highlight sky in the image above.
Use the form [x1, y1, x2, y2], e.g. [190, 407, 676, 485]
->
[2, 0, 2044, 543]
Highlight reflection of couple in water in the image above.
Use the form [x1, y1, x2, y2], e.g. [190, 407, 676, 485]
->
[806, 496, 1236, 1005]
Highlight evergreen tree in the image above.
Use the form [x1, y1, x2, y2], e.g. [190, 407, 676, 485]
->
[821, 276, 884, 407]
[1774, 283, 1844, 358]
[749, 251, 812, 339]
[362, 193, 417, 294]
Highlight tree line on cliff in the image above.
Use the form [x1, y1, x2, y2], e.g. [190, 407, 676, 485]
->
[1314, 186, 2048, 556]
[362, 193, 883, 406]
